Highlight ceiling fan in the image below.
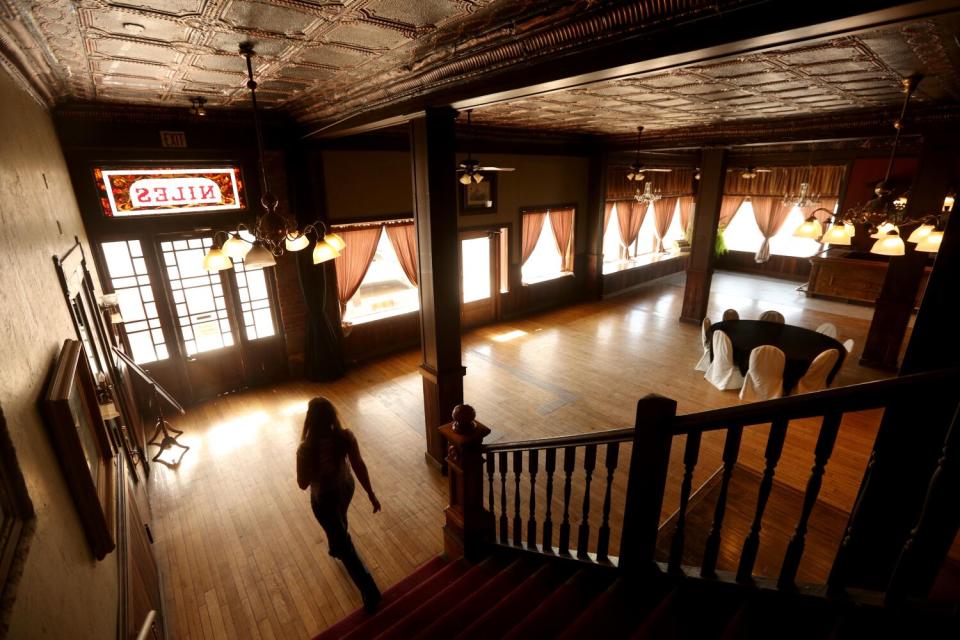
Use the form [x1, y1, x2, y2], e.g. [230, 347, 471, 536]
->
[730, 165, 773, 180]
[457, 110, 515, 185]
[626, 126, 672, 182]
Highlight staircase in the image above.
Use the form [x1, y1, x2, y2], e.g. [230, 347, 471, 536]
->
[317, 370, 960, 639]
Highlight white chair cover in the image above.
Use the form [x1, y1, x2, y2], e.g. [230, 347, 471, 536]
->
[722, 308, 740, 322]
[739, 345, 785, 402]
[695, 317, 712, 372]
[815, 322, 838, 338]
[795, 349, 841, 395]
[705, 330, 744, 391]
[843, 338, 855, 354]
[758, 310, 785, 324]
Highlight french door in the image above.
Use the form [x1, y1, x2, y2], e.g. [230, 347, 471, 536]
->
[460, 230, 504, 330]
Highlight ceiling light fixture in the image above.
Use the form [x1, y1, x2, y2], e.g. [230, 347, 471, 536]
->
[456, 110, 514, 184]
[190, 97, 207, 117]
[202, 43, 344, 272]
[634, 181, 661, 204]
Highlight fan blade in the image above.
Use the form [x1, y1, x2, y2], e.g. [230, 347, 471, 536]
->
[647, 168, 673, 172]
[476, 166, 515, 172]
[756, 169, 773, 173]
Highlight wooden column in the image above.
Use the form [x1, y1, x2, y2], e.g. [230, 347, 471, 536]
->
[680, 147, 726, 323]
[410, 107, 465, 471]
[439, 404, 494, 561]
[583, 149, 608, 301]
[860, 136, 956, 369]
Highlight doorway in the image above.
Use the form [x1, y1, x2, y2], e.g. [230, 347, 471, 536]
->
[460, 229, 506, 330]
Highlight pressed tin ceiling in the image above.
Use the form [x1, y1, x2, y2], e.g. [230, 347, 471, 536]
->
[1, 1, 959, 138]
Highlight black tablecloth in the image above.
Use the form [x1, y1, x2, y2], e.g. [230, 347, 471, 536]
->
[708, 320, 846, 392]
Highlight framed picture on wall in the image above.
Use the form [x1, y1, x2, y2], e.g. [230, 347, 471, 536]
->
[43, 339, 116, 560]
[460, 173, 497, 213]
[1, 402, 35, 623]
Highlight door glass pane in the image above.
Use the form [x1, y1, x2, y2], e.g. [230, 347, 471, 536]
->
[101, 240, 168, 364]
[160, 237, 234, 356]
[232, 229, 277, 340]
[462, 236, 491, 303]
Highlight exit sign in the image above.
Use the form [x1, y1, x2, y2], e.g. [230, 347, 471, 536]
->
[160, 131, 187, 148]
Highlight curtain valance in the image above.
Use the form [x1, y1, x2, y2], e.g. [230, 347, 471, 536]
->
[607, 167, 695, 200]
[724, 165, 844, 198]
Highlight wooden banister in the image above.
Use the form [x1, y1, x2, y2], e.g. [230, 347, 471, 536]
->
[483, 427, 634, 453]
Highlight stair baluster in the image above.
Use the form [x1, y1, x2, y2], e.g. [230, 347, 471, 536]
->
[778, 412, 842, 589]
[701, 426, 743, 577]
[577, 444, 598, 559]
[486, 452, 495, 514]
[596, 442, 620, 563]
[737, 418, 789, 582]
[543, 448, 556, 553]
[558, 446, 576, 556]
[513, 450, 523, 546]
[527, 449, 539, 549]
[668, 431, 702, 574]
[499, 451, 508, 544]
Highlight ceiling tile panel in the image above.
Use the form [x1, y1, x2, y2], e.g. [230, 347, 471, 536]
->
[92, 38, 182, 65]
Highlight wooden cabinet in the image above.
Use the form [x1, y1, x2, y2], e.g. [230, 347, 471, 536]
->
[807, 250, 931, 307]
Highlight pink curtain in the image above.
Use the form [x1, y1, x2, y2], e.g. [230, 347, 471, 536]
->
[549, 208, 575, 272]
[719, 196, 744, 230]
[752, 196, 791, 263]
[521, 212, 547, 266]
[385, 223, 418, 286]
[603, 201, 615, 236]
[652, 197, 678, 252]
[334, 226, 382, 313]
[679, 196, 696, 235]
[618, 201, 646, 254]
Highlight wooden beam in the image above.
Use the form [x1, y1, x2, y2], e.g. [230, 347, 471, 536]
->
[584, 150, 608, 300]
[681, 148, 727, 323]
[410, 107, 465, 471]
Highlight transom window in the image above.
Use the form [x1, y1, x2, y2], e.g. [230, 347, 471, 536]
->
[341, 226, 419, 325]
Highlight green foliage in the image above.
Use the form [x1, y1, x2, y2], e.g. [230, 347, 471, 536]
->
[715, 228, 729, 257]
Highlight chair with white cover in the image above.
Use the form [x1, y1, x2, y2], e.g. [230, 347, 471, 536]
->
[722, 308, 740, 322]
[695, 317, 712, 372]
[758, 310, 785, 324]
[739, 345, 786, 402]
[795, 349, 841, 394]
[705, 330, 744, 391]
[842, 338, 855, 354]
[815, 322, 838, 338]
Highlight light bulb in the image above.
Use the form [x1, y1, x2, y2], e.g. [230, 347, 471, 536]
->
[244, 242, 276, 268]
[284, 231, 310, 252]
[870, 230, 905, 256]
[822, 224, 851, 245]
[793, 216, 822, 239]
[459, 174, 472, 185]
[915, 231, 943, 253]
[325, 232, 346, 252]
[906, 224, 935, 244]
[202, 247, 233, 272]
[222, 233, 250, 260]
[312, 240, 340, 264]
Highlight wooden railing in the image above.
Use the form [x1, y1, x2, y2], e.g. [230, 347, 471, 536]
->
[439, 368, 960, 600]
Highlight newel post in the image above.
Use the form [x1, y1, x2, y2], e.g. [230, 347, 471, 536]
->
[438, 404, 494, 561]
[619, 394, 676, 576]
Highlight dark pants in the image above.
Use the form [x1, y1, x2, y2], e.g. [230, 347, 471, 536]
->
[310, 479, 380, 603]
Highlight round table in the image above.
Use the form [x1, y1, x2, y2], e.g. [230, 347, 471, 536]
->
[708, 320, 846, 393]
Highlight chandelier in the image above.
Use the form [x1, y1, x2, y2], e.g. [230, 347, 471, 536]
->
[783, 181, 821, 209]
[792, 74, 949, 256]
[203, 43, 345, 272]
[634, 181, 661, 204]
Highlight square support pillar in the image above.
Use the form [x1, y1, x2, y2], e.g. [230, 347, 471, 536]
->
[680, 148, 727, 323]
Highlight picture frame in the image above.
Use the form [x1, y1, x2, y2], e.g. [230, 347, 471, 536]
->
[460, 173, 498, 213]
[43, 339, 116, 560]
[1, 402, 36, 627]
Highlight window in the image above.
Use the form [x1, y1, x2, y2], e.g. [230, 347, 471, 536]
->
[723, 200, 822, 258]
[602, 201, 682, 274]
[521, 209, 574, 284]
[233, 232, 276, 341]
[95, 167, 244, 217]
[101, 239, 168, 364]
[341, 227, 419, 324]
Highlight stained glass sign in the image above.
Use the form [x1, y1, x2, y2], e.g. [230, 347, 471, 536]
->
[95, 167, 244, 217]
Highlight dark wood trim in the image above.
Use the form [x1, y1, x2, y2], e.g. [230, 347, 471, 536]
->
[681, 147, 727, 323]
[603, 255, 688, 297]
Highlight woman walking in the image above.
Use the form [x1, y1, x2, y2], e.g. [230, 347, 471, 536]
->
[297, 397, 382, 613]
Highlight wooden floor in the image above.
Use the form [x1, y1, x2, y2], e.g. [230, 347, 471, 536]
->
[149, 270, 892, 640]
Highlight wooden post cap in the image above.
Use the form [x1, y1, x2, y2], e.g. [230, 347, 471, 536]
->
[451, 404, 476, 433]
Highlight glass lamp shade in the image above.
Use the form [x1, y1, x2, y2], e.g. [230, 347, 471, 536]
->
[202, 247, 233, 272]
[844, 222, 856, 237]
[943, 195, 955, 212]
[822, 224, 851, 245]
[915, 231, 943, 253]
[793, 216, 822, 239]
[459, 173, 472, 185]
[244, 242, 277, 268]
[325, 232, 346, 252]
[870, 231, 905, 256]
[284, 231, 310, 252]
[906, 224, 935, 243]
[870, 222, 898, 239]
[222, 234, 251, 260]
[312, 239, 340, 264]
[473, 173, 484, 183]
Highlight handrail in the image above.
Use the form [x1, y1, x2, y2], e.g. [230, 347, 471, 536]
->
[483, 427, 634, 453]
[671, 368, 960, 435]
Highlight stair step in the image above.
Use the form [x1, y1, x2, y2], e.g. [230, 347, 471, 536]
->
[720, 590, 836, 640]
[631, 581, 744, 639]
[340, 558, 471, 640]
[502, 566, 617, 639]
[377, 554, 515, 640]
[455, 561, 578, 640]
[412, 555, 542, 640]
[558, 576, 670, 640]
[314, 556, 448, 640]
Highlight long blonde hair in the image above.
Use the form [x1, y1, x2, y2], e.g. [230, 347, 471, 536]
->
[301, 397, 343, 446]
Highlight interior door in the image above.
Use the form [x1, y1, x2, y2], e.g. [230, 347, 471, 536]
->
[460, 231, 500, 330]
[158, 236, 244, 401]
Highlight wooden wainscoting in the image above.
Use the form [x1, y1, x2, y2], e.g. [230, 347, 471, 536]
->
[602, 254, 688, 297]
[716, 250, 811, 281]
[342, 310, 421, 364]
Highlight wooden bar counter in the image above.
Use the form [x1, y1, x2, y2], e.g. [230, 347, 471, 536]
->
[806, 250, 931, 307]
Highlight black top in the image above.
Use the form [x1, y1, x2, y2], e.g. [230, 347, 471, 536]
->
[708, 320, 846, 393]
